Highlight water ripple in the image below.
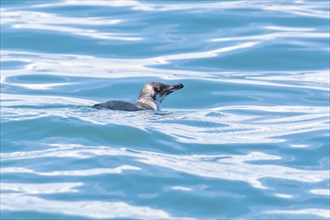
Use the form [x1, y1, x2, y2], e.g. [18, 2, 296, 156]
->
[2, 182, 83, 194]
[1, 9, 141, 41]
[2, 51, 328, 92]
[1, 144, 328, 190]
[1, 93, 328, 144]
[30, 0, 330, 20]
[2, 193, 182, 219]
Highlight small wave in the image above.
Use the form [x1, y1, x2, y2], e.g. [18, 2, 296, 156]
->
[1, 8, 141, 41]
[1, 93, 328, 144]
[1, 182, 83, 194]
[1, 144, 328, 190]
[1, 165, 140, 176]
[1, 193, 183, 219]
[266, 208, 330, 219]
[2, 50, 328, 92]
[30, 0, 330, 20]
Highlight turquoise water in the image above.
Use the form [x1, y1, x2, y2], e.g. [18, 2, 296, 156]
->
[1, 0, 329, 219]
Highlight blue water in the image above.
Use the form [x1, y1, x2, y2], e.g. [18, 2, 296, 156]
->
[1, 0, 329, 219]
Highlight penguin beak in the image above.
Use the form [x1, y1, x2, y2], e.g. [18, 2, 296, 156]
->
[165, 83, 184, 94]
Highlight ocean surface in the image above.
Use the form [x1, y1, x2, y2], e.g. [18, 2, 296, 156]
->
[1, 0, 329, 219]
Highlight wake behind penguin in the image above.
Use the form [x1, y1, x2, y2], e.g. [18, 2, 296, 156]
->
[93, 82, 184, 111]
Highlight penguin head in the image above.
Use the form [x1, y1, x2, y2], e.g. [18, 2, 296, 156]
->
[136, 82, 184, 110]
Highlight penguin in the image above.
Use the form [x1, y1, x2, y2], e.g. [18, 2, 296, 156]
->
[93, 82, 184, 111]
